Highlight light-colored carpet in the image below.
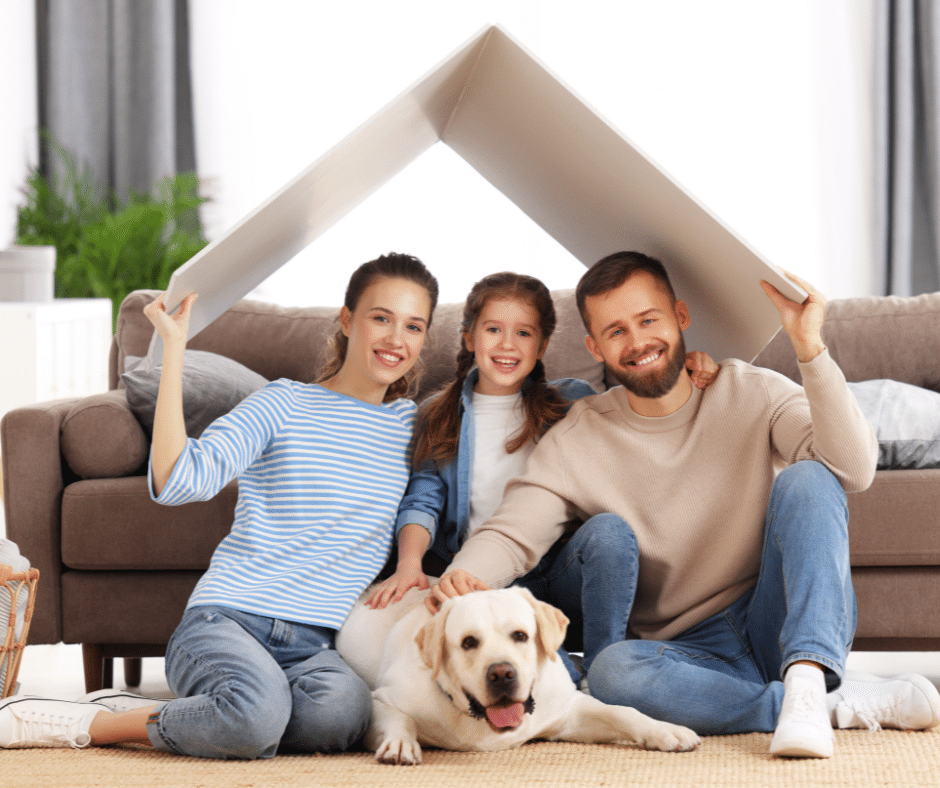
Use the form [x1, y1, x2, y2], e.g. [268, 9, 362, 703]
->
[4, 729, 939, 788]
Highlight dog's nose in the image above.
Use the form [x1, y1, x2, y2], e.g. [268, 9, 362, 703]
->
[486, 662, 517, 692]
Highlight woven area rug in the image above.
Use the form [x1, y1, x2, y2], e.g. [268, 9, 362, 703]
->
[5, 729, 939, 788]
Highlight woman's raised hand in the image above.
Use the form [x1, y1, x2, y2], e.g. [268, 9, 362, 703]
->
[144, 292, 199, 347]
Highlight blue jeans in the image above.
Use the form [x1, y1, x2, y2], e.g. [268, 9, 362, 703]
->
[146, 605, 371, 759]
[587, 461, 857, 735]
[516, 512, 638, 681]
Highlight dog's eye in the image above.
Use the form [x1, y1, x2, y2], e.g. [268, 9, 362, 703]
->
[462, 636, 479, 650]
[511, 631, 529, 643]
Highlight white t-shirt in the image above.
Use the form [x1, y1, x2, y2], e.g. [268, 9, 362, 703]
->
[467, 391, 534, 539]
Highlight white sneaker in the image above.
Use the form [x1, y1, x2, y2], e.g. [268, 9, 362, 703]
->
[770, 668, 833, 758]
[833, 673, 940, 732]
[79, 689, 170, 713]
[0, 696, 106, 748]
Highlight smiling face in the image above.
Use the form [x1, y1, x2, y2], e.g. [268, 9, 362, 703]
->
[463, 297, 547, 397]
[583, 270, 692, 415]
[335, 275, 432, 404]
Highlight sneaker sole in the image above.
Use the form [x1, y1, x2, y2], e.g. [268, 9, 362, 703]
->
[769, 734, 833, 759]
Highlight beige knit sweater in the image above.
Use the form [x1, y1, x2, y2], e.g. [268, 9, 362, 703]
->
[448, 350, 878, 641]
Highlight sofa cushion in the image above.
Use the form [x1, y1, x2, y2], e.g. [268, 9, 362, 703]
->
[122, 350, 269, 438]
[114, 290, 339, 389]
[848, 379, 940, 469]
[543, 290, 606, 393]
[61, 476, 237, 570]
[60, 390, 149, 479]
[846, 469, 940, 566]
[852, 565, 940, 642]
[61, 570, 200, 645]
[752, 291, 940, 390]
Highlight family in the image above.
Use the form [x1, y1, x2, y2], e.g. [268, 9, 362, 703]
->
[1, 250, 938, 760]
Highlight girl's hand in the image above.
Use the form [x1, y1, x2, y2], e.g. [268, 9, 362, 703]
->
[685, 351, 719, 390]
[367, 567, 430, 609]
[144, 292, 198, 347]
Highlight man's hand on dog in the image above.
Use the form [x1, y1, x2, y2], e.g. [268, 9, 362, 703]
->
[427, 570, 491, 612]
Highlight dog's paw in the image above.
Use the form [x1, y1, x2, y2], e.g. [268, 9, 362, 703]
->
[637, 722, 701, 753]
[375, 736, 423, 765]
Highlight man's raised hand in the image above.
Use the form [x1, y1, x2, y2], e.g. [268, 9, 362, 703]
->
[759, 270, 826, 363]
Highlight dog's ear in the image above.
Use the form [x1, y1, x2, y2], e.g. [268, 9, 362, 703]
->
[516, 587, 569, 661]
[415, 604, 451, 678]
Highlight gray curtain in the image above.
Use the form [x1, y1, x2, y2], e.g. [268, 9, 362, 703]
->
[875, 0, 940, 296]
[36, 0, 195, 200]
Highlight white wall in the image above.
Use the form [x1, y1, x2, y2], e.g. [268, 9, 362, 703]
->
[0, 2, 39, 249]
[189, 0, 876, 307]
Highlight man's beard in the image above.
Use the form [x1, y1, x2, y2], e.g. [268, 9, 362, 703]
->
[606, 333, 687, 399]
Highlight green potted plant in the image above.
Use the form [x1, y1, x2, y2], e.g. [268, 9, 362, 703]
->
[14, 134, 208, 329]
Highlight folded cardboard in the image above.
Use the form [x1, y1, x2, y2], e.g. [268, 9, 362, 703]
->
[160, 24, 800, 366]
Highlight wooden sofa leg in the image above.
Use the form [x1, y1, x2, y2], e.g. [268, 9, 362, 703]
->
[124, 657, 142, 688]
[81, 644, 113, 693]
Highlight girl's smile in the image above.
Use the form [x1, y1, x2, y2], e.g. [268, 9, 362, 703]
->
[465, 297, 546, 397]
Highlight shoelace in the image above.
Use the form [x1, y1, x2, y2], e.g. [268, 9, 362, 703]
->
[785, 689, 827, 723]
[838, 699, 887, 733]
[14, 709, 80, 746]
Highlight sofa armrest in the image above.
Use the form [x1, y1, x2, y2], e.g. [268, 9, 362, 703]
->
[60, 390, 149, 479]
[1, 397, 81, 644]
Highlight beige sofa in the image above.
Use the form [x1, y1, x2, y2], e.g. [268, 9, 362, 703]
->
[3, 288, 939, 693]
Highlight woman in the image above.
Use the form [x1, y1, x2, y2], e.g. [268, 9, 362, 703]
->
[0, 252, 438, 759]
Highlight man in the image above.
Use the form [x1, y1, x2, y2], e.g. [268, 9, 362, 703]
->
[430, 251, 940, 758]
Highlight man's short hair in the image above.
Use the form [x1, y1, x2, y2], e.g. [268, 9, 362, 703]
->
[576, 251, 677, 331]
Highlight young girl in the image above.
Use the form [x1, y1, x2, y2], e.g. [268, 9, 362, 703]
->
[367, 271, 716, 683]
[0, 253, 439, 758]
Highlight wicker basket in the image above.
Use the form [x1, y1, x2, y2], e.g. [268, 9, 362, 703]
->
[1, 563, 39, 698]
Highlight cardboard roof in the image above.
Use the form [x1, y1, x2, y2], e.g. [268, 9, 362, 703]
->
[161, 23, 801, 364]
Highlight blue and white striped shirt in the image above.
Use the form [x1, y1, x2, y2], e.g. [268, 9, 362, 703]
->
[151, 379, 417, 630]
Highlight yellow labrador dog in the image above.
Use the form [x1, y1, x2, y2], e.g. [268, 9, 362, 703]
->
[335, 585, 700, 764]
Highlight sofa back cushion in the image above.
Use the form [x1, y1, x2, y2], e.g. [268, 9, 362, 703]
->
[114, 290, 337, 388]
[112, 289, 606, 400]
[752, 291, 940, 393]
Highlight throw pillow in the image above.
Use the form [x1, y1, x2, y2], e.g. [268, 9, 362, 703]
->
[848, 379, 940, 469]
[122, 350, 269, 438]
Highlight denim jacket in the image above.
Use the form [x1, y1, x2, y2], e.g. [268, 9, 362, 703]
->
[395, 369, 598, 564]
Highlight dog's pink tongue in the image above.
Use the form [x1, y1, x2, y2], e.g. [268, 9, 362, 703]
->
[486, 702, 525, 729]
